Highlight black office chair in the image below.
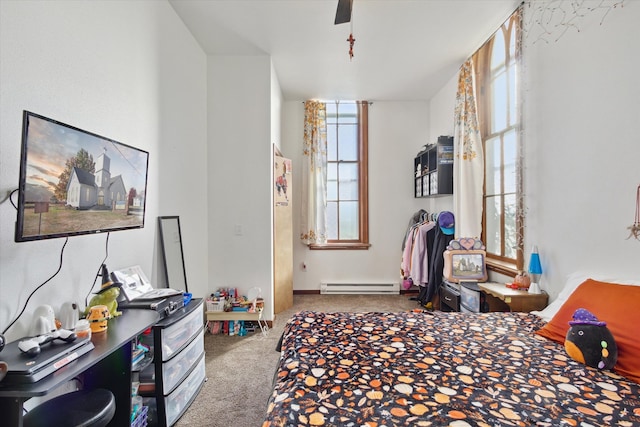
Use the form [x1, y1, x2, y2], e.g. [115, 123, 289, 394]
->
[23, 388, 115, 427]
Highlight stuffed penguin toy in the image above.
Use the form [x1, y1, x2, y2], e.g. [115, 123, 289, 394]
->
[565, 308, 617, 370]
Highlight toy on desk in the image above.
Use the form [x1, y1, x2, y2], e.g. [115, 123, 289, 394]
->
[86, 265, 123, 318]
[59, 302, 80, 330]
[506, 272, 531, 290]
[29, 304, 57, 336]
[86, 305, 111, 334]
[565, 308, 618, 370]
[18, 329, 77, 357]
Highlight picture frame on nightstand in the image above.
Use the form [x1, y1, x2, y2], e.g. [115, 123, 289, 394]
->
[443, 237, 488, 283]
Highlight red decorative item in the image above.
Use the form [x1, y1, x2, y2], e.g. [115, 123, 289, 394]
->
[347, 33, 355, 60]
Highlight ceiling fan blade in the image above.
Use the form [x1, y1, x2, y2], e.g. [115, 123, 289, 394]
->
[334, 0, 353, 25]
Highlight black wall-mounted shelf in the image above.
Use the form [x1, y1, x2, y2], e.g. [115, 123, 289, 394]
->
[414, 136, 453, 198]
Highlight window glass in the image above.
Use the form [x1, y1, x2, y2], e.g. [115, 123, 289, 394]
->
[326, 102, 337, 122]
[504, 194, 517, 259]
[509, 25, 517, 58]
[339, 201, 358, 240]
[327, 163, 338, 200]
[504, 129, 517, 194]
[491, 71, 507, 132]
[338, 103, 357, 123]
[485, 136, 500, 196]
[338, 125, 358, 161]
[327, 124, 337, 162]
[491, 30, 505, 70]
[338, 163, 358, 200]
[327, 201, 338, 240]
[508, 66, 517, 126]
[485, 195, 501, 255]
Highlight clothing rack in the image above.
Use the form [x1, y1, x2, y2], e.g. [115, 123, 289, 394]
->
[417, 211, 438, 223]
[401, 209, 454, 309]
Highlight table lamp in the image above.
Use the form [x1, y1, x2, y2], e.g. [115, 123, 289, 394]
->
[528, 245, 542, 294]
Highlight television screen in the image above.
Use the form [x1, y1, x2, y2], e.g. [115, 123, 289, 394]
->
[15, 111, 149, 242]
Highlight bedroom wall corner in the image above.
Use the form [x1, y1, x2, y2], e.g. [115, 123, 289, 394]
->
[207, 55, 275, 319]
[0, 0, 208, 341]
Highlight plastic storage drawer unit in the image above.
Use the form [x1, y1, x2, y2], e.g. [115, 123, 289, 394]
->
[161, 328, 204, 395]
[165, 355, 206, 426]
[159, 304, 203, 361]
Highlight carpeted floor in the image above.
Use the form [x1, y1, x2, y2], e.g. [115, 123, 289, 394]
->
[173, 293, 419, 427]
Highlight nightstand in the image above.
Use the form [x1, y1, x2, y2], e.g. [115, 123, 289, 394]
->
[478, 282, 548, 312]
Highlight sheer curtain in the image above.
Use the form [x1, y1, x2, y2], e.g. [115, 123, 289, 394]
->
[300, 101, 328, 245]
[453, 59, 484, 238]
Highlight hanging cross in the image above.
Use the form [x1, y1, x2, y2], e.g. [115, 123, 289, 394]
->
[347, 33, 355, 60]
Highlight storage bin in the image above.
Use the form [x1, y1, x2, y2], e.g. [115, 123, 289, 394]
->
[164, 355, 206, 426]
[160, 328, 204, 394]
[206, 299, 225, 312]
[158, 306, 203, 361]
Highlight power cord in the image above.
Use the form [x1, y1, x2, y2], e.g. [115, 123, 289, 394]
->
[1, 237, 69, 336]
[2, 189, 19, 208]
[84, 232, 110, 308]
[1, 192, 111, 332]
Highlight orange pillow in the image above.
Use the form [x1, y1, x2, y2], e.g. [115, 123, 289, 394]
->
[536, 278, 640, 383]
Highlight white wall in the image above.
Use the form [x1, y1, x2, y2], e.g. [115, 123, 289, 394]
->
[271, 61, 283, 150]
[0, 0, 208, 342]
[428, 76, 458, 216]
[282, 100, 437, 291]
[522, 2, 640, 297]
[427, 2, 640, 299]
[207, 55, 277, 319]
[429, 77, 457, 142]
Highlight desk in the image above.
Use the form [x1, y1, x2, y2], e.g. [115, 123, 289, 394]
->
[0, 309, 159, 427]
[479, 282, 548, 312]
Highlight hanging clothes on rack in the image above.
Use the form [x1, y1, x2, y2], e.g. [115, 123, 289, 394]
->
[420, 211, 455, 307]
[412, 220, 438, 305]
[401, 209, 427, 251]
[401, 211, 436, 295]
[409, 220, 435, 286]
[401, 210, 427, 279]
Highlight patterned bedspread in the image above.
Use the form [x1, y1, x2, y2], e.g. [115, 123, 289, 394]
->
[263, 311, 640, 427]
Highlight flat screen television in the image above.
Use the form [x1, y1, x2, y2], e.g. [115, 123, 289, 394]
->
[15, 111, 149, 242]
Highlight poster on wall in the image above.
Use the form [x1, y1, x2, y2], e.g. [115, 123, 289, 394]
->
[274, 156, 291, 207]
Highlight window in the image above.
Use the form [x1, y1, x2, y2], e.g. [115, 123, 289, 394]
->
[475, 9, 523, 272]
[313, 101, 369, 249]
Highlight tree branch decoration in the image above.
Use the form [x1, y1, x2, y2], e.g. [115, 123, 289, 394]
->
[627, 184, 640, 241]
[523, 0, 625, 44]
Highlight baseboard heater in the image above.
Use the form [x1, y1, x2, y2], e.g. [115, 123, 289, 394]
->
[320, 282, 400, 295]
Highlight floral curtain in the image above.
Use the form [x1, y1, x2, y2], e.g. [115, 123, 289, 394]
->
[453, 59, 484, 238]
[300, 101, 328, 245]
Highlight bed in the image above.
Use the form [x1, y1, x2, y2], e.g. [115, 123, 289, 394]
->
[263, 276, 640, 426]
